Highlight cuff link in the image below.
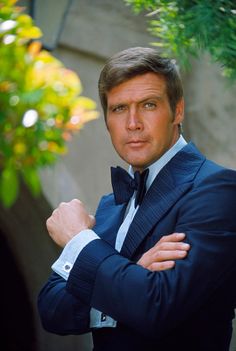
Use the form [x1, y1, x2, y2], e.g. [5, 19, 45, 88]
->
[101, 313, 107, 322]
[62, 261, 72, 273]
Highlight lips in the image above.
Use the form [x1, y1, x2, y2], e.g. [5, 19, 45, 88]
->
[126, 140, 146, 147]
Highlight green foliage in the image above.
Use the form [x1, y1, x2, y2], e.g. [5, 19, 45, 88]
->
[0, 0, 99, 207]
[125, 0, 236, 80]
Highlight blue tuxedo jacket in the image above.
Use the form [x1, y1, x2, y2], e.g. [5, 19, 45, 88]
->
[38, 143, 236, 351]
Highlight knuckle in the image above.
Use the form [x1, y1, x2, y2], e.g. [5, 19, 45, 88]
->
[46, 218, 52, 230]
[160, 235, 168, 242]
[52, 208, 58, 215]
[158, 262, 165, 269]
[72, 198, 81, 204]
[158, 243, 165, 250]
[150, 262, 163, 272]
[149, 263, 155, 271]
[155, 252, 162, 260]
[58, 202, 67, 208]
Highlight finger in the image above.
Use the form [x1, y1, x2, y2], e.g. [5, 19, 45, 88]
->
[46, 217, 53, 230]
[58, 201, 67, 207]
[137, 248, 188, 269]
[89, 214, 96, 227]
[153, 242, 190, 251]
[52, 208, 58, 216]
[159, 232, 186, 243]
[152, 249, 188, 262]
[148, 260, 175, 272]
[71, 198, 82, 205]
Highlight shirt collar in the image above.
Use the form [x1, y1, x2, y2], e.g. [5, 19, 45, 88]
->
[129, 135, 187, 190]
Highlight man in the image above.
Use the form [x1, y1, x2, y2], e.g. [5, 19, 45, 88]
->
[38, 47, 236, 351]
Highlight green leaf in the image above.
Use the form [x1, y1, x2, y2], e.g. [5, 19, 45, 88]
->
[22, 168, 41, 197]
[125, 0, 236, 81]
[0, 0, 98, 203]
[20, 89, 44, 104]
[0, 167, 19, 207]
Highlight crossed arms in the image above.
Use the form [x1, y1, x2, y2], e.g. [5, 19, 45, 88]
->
[38, 169, 236, 338]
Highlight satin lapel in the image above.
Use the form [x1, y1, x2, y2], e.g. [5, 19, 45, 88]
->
[120, 143, 206, 258]
[93, 194, 126, 247]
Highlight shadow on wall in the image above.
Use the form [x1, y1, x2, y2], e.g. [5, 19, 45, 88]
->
[0, 184, 92, 351]
[0, 230, 36, 351]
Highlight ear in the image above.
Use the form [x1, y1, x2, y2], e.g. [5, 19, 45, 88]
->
[173, 98, 184, 125]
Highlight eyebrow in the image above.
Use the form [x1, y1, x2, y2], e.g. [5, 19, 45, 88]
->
[139, 95, 163, 104]
[107, 94, 164, 112]
[107, 103, 125, 112]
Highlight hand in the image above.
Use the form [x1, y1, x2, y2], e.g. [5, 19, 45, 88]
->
[137, 233, 190, 272]
[46, 199, 95, 247]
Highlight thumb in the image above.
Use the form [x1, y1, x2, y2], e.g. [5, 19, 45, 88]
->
[89, 214, 96, 228]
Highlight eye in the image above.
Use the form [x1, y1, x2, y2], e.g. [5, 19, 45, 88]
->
[112, 104, 126, 113]
[143, 101, 157, 110]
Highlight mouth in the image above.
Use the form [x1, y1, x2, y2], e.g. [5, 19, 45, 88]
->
[126, 140, 147, 147]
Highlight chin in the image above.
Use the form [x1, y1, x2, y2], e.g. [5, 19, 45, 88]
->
[129, 161, 149, 171]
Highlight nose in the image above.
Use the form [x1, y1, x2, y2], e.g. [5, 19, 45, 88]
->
[126, 107, 143, 131]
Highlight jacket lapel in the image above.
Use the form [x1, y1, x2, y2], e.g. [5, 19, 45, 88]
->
[120, 143, 206, 258]
[94, 194, 127, 247]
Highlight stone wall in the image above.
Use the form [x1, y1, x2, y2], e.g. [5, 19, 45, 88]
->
[184, 56, 236, 170]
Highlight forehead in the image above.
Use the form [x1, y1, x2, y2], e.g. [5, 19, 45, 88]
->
[107, 73, 167, 103]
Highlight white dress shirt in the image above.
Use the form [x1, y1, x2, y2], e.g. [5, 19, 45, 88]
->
[52, 136, 187, 328]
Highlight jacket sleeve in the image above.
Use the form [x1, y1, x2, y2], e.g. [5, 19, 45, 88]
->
[66, 170, 236, 338]
[38, 272, 91, 335]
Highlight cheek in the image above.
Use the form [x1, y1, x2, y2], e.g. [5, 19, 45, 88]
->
[107, 120, 124, 140]
[107, 117, 117, 132]
[108, 128, 124, 153]
[152, 117, 173, 134]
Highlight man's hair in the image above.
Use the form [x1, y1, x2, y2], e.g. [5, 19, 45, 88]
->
[98, 47, 183, 119]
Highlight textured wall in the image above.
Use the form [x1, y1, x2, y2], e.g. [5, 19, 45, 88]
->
[184, 55, 236, 169]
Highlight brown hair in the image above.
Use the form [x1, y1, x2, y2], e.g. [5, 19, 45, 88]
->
[98, 47, 183, 119]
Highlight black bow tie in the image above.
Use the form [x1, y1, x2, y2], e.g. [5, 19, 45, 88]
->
[111, 166, 149, 208]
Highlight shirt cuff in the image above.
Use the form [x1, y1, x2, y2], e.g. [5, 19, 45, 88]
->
[51, 229, 100, 280]
[90, 308, 117, 328]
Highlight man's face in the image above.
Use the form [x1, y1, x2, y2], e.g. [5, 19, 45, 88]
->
[106, 72, 184, 172]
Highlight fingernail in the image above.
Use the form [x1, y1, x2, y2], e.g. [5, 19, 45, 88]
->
[176, 233, 185, 238]
[178, 251, 187, 256]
